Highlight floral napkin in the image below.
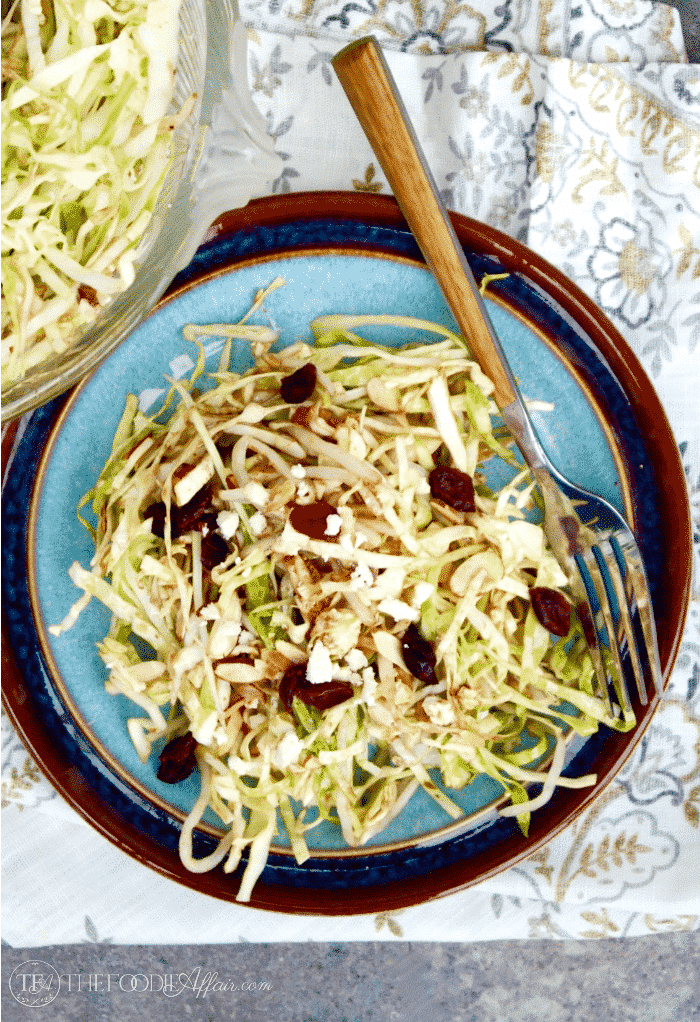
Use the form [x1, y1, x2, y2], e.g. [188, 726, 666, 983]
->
[2, 0, 699, 945]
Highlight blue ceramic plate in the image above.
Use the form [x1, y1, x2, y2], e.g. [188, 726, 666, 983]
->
[2, 193, 690, 914]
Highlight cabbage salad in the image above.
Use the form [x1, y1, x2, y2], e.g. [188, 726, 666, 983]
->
[51, 280, 626, 902]
[1, 0, 189, 388]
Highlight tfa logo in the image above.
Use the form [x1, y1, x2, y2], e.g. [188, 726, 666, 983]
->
[8, 962, 60, 1007]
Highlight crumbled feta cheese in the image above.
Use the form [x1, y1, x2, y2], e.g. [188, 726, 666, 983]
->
[350, 562, 374, 590]
[306, 640, 334, 684]
[248, 512, 267, 536]
[331, 665, 354, 682]
[377, 598, 420, 622]
[217, 509, 239, 540]
[344, 648, 368, 672]
[290, 464, 307, 480]
[241, 481, 269, 508]
[361, 667, 378, 706]
[375, 567, 406, 598]
[423, 696, 456, 727]
[271, 731, 305, 771]
[411, 581, 435, 609]
[296, 481, 314, 501]
[324, 513, 343, 537]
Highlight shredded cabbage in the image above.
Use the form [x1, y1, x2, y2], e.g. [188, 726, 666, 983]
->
[1, 0, 188, 388]
[52, 280, 632, 901]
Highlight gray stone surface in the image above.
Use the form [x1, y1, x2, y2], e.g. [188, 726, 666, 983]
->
[667, 0, 700, 61]
[2, 934, 699, 1021]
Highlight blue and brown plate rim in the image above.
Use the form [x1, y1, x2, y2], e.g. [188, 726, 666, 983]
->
[1, 192, 692, 914]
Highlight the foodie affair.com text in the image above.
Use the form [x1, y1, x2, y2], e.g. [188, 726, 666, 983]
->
[9, 961, 272, 1006]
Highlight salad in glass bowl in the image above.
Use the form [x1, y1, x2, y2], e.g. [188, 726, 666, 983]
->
[1, 0, 280, 421]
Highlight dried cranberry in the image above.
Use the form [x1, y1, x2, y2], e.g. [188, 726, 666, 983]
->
[157, 732, 198, 783]
[304, 680, 354, 711]
[173, 484, 213, 535]
[530, 587, 571, 636]
[77, 283, 99, 307]
[145, 492, 222, 548]
[289, 499, 338, 540]
[576, 600, 598, 647]
[146, 502, 227, 569]
[197, 512, 228, 568]
[199, 510, 219, 532]
[280, 363, 317, 403]
[429, 465, 476, 513]
[144, 501, 166, 538]
[278, 663, 306, 708]
[201, 531, 229, 570]
[560, 515, 584, 557]
[278, 661, 353, 712]
[401, 623, 437, 684]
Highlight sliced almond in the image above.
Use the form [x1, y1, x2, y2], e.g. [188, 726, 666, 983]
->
[173, 457, 215, 507]
[367, 377, 400, 411]
[214, 662, 262, 684]
[274, 640, 307, 664]
[372, 630, 408, 671]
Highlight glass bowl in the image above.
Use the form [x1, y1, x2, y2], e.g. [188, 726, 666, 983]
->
[1, 0, 281, 423]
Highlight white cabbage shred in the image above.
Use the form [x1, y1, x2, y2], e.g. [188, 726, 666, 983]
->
[52, 283, 632, 901]
[1, 0, 186, 388]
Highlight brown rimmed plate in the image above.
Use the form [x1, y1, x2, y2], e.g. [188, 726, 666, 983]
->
[1, 193, 691, 914]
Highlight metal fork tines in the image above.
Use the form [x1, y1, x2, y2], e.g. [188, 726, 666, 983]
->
[580, 533, 662, 709]
[534, 462, 663, 723]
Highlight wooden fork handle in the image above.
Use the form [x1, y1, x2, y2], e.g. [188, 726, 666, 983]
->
[332, 36, 518, 409]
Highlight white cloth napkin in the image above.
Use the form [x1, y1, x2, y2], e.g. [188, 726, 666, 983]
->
[2, 0, 699, 945]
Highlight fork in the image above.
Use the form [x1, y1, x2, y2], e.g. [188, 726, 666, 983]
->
[332, 36, 663, 720]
